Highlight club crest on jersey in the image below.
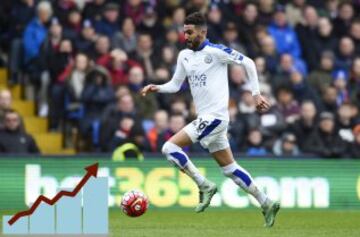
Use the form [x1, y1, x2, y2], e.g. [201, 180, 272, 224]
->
[204, 55, 213, 64]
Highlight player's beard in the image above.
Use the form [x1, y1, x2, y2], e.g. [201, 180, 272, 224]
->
[186, 35, 202, 50]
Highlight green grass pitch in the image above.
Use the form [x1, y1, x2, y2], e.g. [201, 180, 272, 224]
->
[115, 209, 360, 237]
[1, 209, 360, 237]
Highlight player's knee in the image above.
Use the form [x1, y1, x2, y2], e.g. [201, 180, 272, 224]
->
[161, 141, 179, 155]
[222, 162, 241, 177]
[161, 142, 170, 155]
[222, 168, 233, 177]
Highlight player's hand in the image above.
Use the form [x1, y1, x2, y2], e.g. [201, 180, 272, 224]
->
[141, 84, 159, 96]
[254, 94, 271, 113]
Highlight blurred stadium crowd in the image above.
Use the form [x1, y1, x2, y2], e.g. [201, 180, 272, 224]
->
[0, 0, 360, 157]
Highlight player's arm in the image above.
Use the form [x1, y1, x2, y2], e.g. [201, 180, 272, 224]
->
[217, 48, 271, 112]
[141, 53, 187, 96]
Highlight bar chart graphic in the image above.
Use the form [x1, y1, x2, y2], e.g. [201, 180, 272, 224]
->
[2, 163, 108, 235]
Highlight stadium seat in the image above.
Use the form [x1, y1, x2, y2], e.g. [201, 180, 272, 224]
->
[12, 100, 35, 116]
[0, 68, 7, 86]
[23, 116, 48, 134]
[33, 133, 63, 154]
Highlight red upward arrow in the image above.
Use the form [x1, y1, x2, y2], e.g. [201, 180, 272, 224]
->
[8, 163, 99, 226]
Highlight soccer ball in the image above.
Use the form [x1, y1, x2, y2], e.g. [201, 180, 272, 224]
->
[120, 190, 149, 217]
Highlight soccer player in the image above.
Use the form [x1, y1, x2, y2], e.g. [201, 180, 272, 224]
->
[141, 12, 280, 227]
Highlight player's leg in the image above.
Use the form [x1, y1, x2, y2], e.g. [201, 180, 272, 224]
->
[161, 129, 215, 192]
[211, 148, 270, 205]
[211, 147, 280, 227]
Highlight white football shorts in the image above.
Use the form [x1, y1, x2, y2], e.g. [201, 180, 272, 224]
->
[183, 114, 230, 153]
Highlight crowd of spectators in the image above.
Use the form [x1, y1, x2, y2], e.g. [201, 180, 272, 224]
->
[0, 0, 360, 158]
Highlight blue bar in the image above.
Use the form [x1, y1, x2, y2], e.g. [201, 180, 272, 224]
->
[3, 215, 28, 235]
[29, 202, 55, 234]
[83, 177, 108, 234]
[56, 188, 82, 234]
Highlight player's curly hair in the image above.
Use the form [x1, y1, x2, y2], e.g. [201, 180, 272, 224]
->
[184, 12, 207, 27]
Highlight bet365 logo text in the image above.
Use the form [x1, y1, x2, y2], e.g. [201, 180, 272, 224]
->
[25, 165, 330, 209]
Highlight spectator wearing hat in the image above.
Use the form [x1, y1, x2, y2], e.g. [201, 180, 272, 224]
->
[94, 3, 121, 38]
[75, 19, 97, 54]
[308, 50, 335, 94]
[112, 17, 138, 54]
[303, 112, 347, 158]
[138, 7, 164, 41]
[268, 4, 302, 60]
[273, 132, 301, 156]
[349, 124, 360, 158]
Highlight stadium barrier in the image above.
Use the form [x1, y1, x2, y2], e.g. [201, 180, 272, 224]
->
[0, 157, 359, 210]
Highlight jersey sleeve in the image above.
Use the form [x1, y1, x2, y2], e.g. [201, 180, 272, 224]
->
[157, 51, 187, 93]
[215, 47, 261, 96]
